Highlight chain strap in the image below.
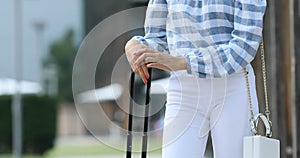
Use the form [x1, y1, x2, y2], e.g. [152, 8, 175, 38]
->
[260, 38, 271, 122]
[243, 68, 255, 123]
[244, 37, 272, 135]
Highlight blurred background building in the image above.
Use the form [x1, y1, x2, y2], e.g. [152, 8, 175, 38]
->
[1, 0, 300, 158]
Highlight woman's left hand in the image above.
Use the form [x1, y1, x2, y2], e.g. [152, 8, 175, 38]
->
[133, 48, 187, 72]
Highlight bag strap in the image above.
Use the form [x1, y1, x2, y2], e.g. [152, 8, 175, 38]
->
[259, 38, 271, 121]
[243, 37, 272, 137]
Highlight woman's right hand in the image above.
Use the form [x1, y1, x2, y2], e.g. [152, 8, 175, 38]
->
[125, 39, 150, 84]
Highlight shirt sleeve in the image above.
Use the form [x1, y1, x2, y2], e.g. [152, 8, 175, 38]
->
[132, 0, 169, 54]
[185, 0, 267, 78]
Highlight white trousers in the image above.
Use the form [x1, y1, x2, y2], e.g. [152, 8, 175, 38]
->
[162, 65, 258, 158]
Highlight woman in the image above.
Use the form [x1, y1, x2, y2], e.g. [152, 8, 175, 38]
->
[125, 0, 266, 157]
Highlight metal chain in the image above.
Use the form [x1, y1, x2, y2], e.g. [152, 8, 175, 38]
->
[244, 37, 272, 134]
[244, 68, 255, 123]
[260, 38, 271, 123]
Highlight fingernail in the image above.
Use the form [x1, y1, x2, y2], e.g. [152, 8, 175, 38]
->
[144, 80, 147, 84]
[146, 74, 149, 79]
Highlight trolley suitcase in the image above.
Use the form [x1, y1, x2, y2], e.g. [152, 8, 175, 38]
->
[126, 69, 152, 158]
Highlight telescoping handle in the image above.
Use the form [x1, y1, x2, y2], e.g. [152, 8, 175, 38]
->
[126, 69, 152, 158]
[142, 69, 152, 158]
[126, 72, 136, 158]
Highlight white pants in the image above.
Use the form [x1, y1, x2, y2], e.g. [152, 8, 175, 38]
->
[162, 65, 258, 158]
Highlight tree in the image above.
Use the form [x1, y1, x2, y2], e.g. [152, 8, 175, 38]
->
[45, 30, 78, 102]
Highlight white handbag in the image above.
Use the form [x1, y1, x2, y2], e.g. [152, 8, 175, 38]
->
[243, 38, 280, 158]
[243, 115, 280, 158]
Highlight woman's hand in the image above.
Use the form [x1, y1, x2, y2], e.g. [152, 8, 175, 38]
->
[125, 39, 149, 84]
[133, 48, 187, 72]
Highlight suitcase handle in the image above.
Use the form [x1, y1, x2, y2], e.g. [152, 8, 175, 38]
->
[126, 69, 152, 158]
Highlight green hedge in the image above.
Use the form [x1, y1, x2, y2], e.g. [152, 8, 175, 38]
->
[0, 95, 58, 154]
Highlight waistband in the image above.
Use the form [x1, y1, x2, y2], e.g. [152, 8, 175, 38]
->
[170, 64, 253, 79]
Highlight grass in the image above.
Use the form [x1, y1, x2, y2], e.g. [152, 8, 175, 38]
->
[0, 138, 162, 157]
[0, 155, 43, 158]
[46, 144, 124, 156]
[46, 139, 162, 157]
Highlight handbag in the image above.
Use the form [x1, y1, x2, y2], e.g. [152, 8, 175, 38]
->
[243, 38, 280, 158]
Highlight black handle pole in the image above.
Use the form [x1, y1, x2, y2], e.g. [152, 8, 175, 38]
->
[141, 68, 152, 158]
[126, 72, 135, 158]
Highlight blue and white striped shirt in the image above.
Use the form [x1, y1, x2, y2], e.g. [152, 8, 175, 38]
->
[133, 0, 267, 78]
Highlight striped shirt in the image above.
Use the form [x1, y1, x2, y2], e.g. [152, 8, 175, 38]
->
[133, 0, 267, 78]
